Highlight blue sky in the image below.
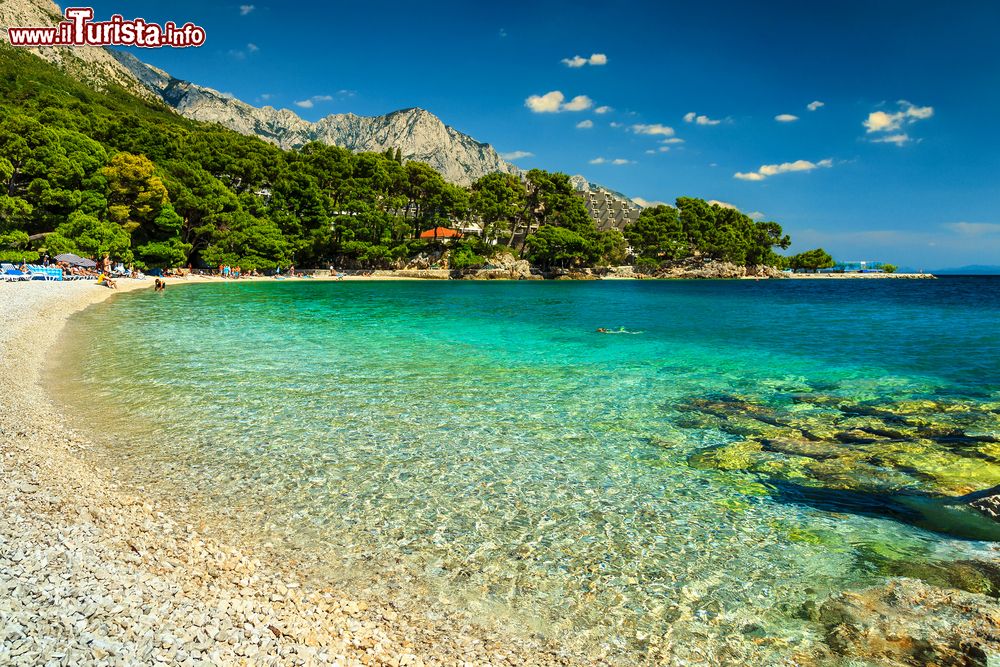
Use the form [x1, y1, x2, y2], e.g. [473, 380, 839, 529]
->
[87, 0, 1000, 268]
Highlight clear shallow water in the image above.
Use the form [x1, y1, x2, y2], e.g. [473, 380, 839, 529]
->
[57, 278, 1000, 661]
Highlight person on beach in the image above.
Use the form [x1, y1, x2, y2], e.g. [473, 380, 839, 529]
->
[97, 273, 117, 289]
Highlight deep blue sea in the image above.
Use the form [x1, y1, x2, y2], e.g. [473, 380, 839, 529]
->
[57, 277, 1000, 661]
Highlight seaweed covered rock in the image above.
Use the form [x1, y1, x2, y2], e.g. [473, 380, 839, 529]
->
[683, 393, 1000, 498]
[819, 579, 1000, 666]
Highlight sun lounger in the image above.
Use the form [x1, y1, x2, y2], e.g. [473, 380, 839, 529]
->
[27, 265, 63, 281]
[1, 263, 32, 282]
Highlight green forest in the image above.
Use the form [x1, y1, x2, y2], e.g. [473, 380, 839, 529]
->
[0, 46, 827, 272]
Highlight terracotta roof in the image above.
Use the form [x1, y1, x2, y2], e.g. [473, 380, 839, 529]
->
[419, 226, 463, 239]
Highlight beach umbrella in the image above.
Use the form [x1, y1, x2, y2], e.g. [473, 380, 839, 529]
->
[54, 253, 97, 268]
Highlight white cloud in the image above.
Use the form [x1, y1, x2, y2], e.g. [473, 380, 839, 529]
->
[525, 91, 592, 113]
[239, 4, 255, 15]
[228, 43, 260, 60]
[748, 211, 766, 221]
[576, 119, 594, 129]
[498, 28, 507, 38]
[863, 100, 934, 145]
[658, 146, 670, 152]
[525, 91, 564, 113]
[661, 137, 684, 144]
[775, 113, 798, 122]
[562, 53, 607, 67]
[594, 105, 613, 114]
[562, 95, 593, 111]
[260, 93, 272, 101]
[807, 100, 825, 111]
[589, 157, 633, 165]
[294, 94, 335, 109]
[632, 197, 668, 208]
[864, 111, 902, 133]
[943, 222, 1000, 236]
[632, 123, 675, 136]
[645, 150, 656, 155]
[734, 158, 833, 181]
[684, 111, 721, 125]
[871, 133, 912, 146]
[501, 150, 534, 160]
[904, 102, 934, 120]
[609, 121, 623, 128]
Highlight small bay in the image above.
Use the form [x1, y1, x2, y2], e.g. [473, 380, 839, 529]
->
[56, 277, 1000, 661]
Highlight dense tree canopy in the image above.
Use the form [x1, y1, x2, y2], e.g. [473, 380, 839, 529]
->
[788, 248, 835, 272]
[0, 46, 798, 272]
[625, 201, 790, 267]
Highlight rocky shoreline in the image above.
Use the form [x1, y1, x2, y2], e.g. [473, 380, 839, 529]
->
[362, 254, 935, 281]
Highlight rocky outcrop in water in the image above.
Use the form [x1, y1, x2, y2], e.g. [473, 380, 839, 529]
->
[819, 579, 1000, 666]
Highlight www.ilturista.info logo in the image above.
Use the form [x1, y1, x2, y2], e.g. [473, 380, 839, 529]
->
[7, 7, 206, 48]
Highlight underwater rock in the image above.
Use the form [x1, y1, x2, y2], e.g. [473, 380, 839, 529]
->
[681, 391, 1000, 500]
[973, 494, 1000, 522]
[819, 579, 1000, 667]
[880, 559, 1000, 598]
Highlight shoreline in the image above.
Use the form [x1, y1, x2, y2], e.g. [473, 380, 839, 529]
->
[0, 279, 591, 666]
[132, 270, 937, 282]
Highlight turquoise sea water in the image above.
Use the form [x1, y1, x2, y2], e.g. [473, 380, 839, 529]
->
[57, 278, 1000, 662]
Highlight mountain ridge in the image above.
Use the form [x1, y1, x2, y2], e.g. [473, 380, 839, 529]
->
[2, 0, 643, 205]
[109, 51, 519, 186]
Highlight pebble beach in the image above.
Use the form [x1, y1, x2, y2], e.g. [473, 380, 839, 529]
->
[0, 280, 588, 667]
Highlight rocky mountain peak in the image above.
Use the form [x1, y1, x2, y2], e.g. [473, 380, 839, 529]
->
[0, 0, 161, 103]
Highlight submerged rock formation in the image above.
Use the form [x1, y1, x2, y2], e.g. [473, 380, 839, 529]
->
[971, 491, 1000, 523]
[819, 579, 1000, 666]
